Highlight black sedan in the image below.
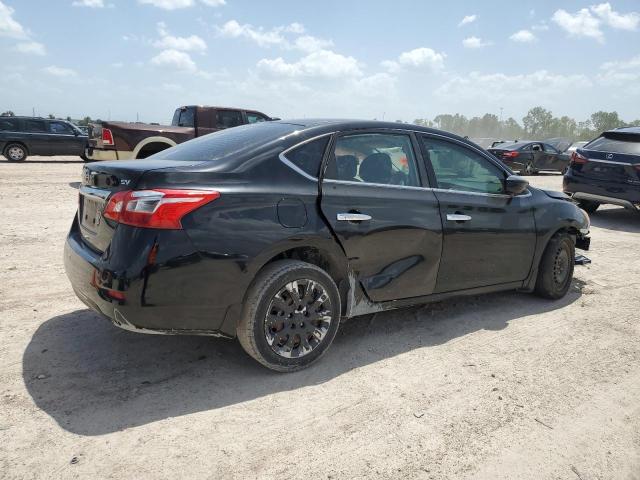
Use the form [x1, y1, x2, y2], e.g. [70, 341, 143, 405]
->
[64, 120, 590, 371]
[488, 141, 570, 175]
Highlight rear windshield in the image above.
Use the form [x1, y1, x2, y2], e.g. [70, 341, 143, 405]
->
[151, 122, 300, 162]
[171, 107, 195, 127]
[585, 134, 640, 155]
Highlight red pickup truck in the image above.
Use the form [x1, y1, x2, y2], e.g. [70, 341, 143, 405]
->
[86, 105, 273, 161]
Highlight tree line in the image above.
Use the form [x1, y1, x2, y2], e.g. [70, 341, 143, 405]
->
[413, 107, 640, 141]
[1, 110, 98, 126]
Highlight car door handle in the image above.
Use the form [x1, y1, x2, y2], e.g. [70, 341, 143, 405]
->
[446, 213, 472, 222]
[337, 213, 372, 222]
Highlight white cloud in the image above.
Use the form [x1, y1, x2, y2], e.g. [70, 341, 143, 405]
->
[552, 4, 638, 42]
[72, 0, 105, 7]
[597, 55, 640, 91]
[436, 70, 592, 103]
[398, 47, 446, 69]
[200, 0, 225, 6]
[293, 35, 333, 53]
[15, 41, 45, 55]
[257, 49, 362, 78]
[552, 8, 604, 42]
[0, 1, 26, 38]
[462, 36, 492, 49]
[458, 14, 477, 27]
[154, 22, 207, 52]
[510, 30, 537, 43]
[138, 0, 193, 9]
[591, 2, 639, 30]
[217, 20, 287, 47]
[43, 65, 78, 77]
[150, 49, 197, 72]
[531, 22, 549, 31]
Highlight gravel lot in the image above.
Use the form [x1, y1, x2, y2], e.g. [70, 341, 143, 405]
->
[1, 156, 639, 479]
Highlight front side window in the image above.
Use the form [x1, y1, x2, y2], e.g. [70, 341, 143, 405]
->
[543, 144, 559, 154]
[246, 112, 268, 124]
[49, 121, 73, 134]
[25, 120, 46, 132]
[283, 136, 330, 178]
[420, 136, 505, 194]
[216, 110, 243, 129]
[325, 133, 420, 187]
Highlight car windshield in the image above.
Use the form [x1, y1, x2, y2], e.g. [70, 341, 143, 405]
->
[585, 134, 640, 155]
[151, 122, 301, 162]
[171, 107, 195, 127]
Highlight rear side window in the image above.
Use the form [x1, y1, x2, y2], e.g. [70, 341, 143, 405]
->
[25, 120, 46, 132]
[325, 133, 420, 187]
[282, 136, 330, 178]
[216, 110, 243, 129]
[585, 135, 640, 155]
[0, 118, 19, 131]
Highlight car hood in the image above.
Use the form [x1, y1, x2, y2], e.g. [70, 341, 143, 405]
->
[541, 189, 572, 201]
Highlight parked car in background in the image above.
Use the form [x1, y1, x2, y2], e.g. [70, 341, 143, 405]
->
[566, 141, 589, 154]
[564, 127, 640, 213]
[64, 119, 590, 371]
[0, 116, 87, 162]
[487, 141, 570, 175]
[85, 105, 274, 162]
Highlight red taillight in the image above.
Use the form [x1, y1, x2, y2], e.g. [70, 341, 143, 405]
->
[103, 189, 220, 229]
[634, 164, 640, 172]
[102, 128, 114, 146]
[570, 151, 588, 165]
[502, 151, 519, 158]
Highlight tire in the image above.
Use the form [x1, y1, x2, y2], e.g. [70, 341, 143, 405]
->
[523, 160, 537, 176]
[577, 200, 599, 214]
[3, 143, 27, 162]
[237, 260, 341, 372]
[535, 232, 575, 300]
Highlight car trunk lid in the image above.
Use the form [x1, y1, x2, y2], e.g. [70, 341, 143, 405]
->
[577, 149, 640, 184]
[78, 159, 201, 252]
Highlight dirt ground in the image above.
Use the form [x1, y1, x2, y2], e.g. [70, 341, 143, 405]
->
[1, 156, 639, 480]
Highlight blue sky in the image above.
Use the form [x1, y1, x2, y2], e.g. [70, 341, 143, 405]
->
[1, 0, 639, 124]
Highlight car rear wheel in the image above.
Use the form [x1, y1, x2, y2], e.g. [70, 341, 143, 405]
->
[523, 161, 537, 176]
[535, 231, 575, 300]
[4, 144, 27, 162]
[577, 200, 599, 214]
[237, 260, 341, 372]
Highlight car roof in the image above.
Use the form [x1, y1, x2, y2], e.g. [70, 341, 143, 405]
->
[607, 126, 640, 135]
[272, 118, 473, 143]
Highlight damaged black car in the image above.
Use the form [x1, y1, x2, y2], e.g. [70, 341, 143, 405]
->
[64, 120, 591, 371]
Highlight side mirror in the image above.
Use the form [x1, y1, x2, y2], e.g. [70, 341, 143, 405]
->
[505, 175, 529, 195]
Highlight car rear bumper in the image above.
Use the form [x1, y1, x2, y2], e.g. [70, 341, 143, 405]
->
[563, 171, 640, 209]
[85, 147, 134, 162]
[64, 217, 236, 337]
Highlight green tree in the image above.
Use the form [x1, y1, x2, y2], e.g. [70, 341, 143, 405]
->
[522, 107, 554, 138]
[1, 110, 15, 116]
[590, 111, 624, 133]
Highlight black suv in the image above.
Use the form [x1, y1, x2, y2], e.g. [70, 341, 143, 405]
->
[0, 116, 88, 162]
[564, 127, 640, 213]
[64, 120, 590, 372]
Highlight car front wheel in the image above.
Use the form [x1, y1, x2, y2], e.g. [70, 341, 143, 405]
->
[4, 143, 27, 162]
[237, 260, 341, 372]
[535, 231, 575, 299]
